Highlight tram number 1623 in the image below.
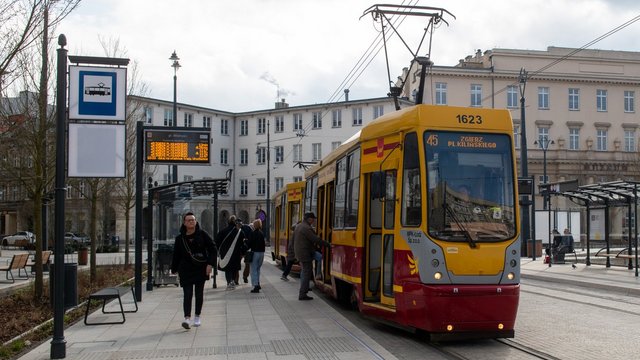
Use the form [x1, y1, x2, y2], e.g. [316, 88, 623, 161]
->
[456, 114, 483, 124]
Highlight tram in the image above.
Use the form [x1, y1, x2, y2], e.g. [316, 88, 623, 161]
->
[275, 104, 520, 340]
[272, 181, 306, 268]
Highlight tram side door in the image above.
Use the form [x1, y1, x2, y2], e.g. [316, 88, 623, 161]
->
[364, 170, 397, 306]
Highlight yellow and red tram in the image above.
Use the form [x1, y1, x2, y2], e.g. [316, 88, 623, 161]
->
[276, 104, 520, 340]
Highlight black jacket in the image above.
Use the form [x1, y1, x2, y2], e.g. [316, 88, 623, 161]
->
[171, 223, 216, 285]
[246, 228, 266, 253]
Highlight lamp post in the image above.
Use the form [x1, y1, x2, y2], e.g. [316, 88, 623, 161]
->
[518, 68, 531, 259]
[535, 137, 554, 267]
[169, 51, 181, 184]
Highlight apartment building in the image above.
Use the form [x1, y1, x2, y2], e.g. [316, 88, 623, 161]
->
[399, 46, 640, 240]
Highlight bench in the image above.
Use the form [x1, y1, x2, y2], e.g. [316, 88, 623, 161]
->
[84, 285, 138, 325]
[26, 250, 51, 273]
[595, 247, 630, 259]
[546, 236, 578, 264]
[0, 253, 29, 283]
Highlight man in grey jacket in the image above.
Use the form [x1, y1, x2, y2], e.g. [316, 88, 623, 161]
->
[293, 212, 329, 300]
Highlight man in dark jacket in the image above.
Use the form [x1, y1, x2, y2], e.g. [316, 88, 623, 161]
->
[215, 215, 243, 290]
[294, 212, 329, 300]
[171, 212, 216, 329]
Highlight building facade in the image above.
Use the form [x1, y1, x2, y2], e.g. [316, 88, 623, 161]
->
[400, 46, 640, 242]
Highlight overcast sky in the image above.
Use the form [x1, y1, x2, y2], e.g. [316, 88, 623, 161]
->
[56, 0, 640, 112]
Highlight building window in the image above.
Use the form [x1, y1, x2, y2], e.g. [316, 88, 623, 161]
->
[220, 148, 228, 165]
[240, 120, 248, 136]
[470, 84, 482, 107]
[513, 124, 520, 149]
[538, 87, 549, 109]
[257, 117, 266, 134]
[352, 107, 362, 126]
[293, 144, 302, 162]
[332, 141, 341, 151]
[257, 178, 266, 196]
[538, 174, 549, 184]
[293, 176, 303, 183]
[144, 106, 153, 124]
[624, 130, 636, 152]
[203, 115, 211, 129]
[240, 148, 248, 166]
[293, 114, 303, 131]
[569, 88, 580, 111]
[507, 86, 518, 108]
[537, 127, 549, 148]
[624, 91, 635, 113]
[184, 113, 193, 127]
[275, 115, 284, 133]
[221, 119, 229, 135]
[312, 143, 322, 161]
[596, 129, 607, 151]
[332, 109, 342, 128]
[435, 82, 447, 105]
[257, 147, 266, 164]
[597, 89, 607, 112]
[163, 109, 174, 126]
[275, 177, 284, 192]
[275, 145, 284, 163]
[569, 128, 580, 150]
[312, 112, 322, 129]
[240, 179, 248, 196]
[373, 105, 384, 119]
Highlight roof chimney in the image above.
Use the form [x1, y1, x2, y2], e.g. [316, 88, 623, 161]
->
[344, 89, 350, 102]
[275, 98, 289, 109]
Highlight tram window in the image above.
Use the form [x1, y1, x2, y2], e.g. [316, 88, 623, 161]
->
[402, 132, 421, 227]
[384, 171, 397, 229]
[382, 235, 394, 297]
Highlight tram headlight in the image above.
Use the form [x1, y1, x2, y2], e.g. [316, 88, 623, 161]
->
[507, 272, 515, 280]
[498, 323, 504, 330]
[446, 325, 453, 331]
[434, 272, 442, 280]
[510, 259, 517, 268]
[431, 259, 439, 267]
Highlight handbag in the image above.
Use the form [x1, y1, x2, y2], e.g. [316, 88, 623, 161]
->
[183, 236, 208, 267]
[218, 229, 241, 270]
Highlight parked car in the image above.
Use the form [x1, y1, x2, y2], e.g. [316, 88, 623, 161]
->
[2, 231, 36, 247]
[64, 232, 91, 247]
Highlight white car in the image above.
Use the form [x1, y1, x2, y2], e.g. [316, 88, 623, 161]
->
[2, 231, 35, 246]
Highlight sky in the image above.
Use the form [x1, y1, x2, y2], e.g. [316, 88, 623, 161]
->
[56, 0, 640, 113]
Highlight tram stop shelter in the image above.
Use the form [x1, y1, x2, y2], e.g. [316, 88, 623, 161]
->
[145, 172, 232, 290]
[541, 180, 640, 276]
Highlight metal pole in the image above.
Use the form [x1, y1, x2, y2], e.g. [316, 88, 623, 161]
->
[531, 183, 537, 261]
[134, 121, 143, 301]
[172, 71, 178, 184]
[266, 120, 271, 246]
[518, 68, 531, 260]
[51, 34, 67, 359]
[146, 179, 154, 291]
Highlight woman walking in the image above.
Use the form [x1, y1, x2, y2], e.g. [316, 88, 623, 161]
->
[171, 212, 216, 329]
[245, 219, 265, 293]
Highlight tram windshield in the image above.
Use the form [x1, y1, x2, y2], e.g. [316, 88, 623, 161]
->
[425, 131, 516, 243]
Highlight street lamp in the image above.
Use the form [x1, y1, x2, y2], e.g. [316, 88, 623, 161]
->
[169, 50, 181, 184]
[535, 137, 554, 267]
[518, 68, 532, 259]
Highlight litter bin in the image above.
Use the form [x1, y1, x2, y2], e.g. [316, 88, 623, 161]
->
[111, 235, 120, 250]
[49, 263, 78, 308]
[152, 240, 178, 286]
[527, 239, 543, 257]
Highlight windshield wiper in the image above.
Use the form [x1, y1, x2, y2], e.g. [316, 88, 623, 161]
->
[442, 199, 477, 248]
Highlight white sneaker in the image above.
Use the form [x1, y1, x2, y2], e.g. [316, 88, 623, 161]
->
[193, 316, 201, 327]
[280, 276, 289, 281]
[181, 318, 190, 329]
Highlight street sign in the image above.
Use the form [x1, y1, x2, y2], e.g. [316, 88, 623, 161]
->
[518, 177, 534, 195]
[69, 66, 126, 121]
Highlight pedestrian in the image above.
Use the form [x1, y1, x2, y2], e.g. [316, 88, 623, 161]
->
[215, 215, 244, 290]
[293, 212, 329, 300]
[281, 221, 300, 281]
[240, 220, 259, 283]
[171, 212, 216, 329]
[245, 219, 265, 293]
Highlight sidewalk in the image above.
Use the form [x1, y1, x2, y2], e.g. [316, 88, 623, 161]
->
[9, 252, 640, 360]
[18, 256, 398, 360]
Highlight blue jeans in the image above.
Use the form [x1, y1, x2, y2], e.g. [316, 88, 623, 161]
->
[250, 252, 264, 287]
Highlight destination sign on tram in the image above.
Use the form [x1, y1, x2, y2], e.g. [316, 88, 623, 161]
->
[144, 128, 210, 165]
[425, 132, 505, 152]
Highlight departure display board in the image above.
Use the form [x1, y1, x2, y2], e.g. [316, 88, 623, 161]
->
[144, 128, 210, 165]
